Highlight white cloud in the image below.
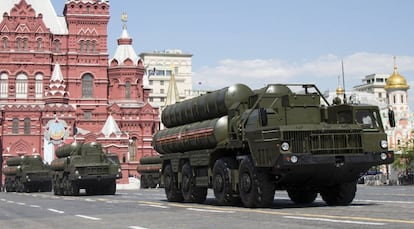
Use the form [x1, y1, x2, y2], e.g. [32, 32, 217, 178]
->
[193, 52, 414, 110]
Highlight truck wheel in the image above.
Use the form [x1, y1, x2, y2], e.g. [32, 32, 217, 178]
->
[70, 182, 80, 196]
[213, 158, 239, 205]
[239, 157, 275, 208]
[320, 181, 357, 206]
[148, 175, 155, 188]
[163, 164, 184, 202]
[85, 187, 96, 195]
[140, 175, 148, 189]
[105, 180, 116, 195]
[287, 187, 317, 204]
[181, 163, 207, 203]
[53, 179, 63, 195]
[62, 177, 70, 196]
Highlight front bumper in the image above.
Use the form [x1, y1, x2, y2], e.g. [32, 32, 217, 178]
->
[272, 151, 394, 187]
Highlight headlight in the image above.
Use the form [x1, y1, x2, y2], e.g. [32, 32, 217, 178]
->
[117, 168, 122, 173]
[380, 140, 388, 149]
[281, 142, 290, 151]
[75, 170, 79, 175]
[380, 152, 387, 160]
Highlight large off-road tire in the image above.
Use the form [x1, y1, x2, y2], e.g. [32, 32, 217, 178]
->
[239, 156, 275, 208]
[105, 180, 116, 195]
[163, 163, 184, 202]
[287, 187, 318, 204]
[85, 187, 96, 195]
[181, 163, 207, 203]
[213, 158, 240, 205]
[62, 176, 70, 196]
[140, 175, 148, 189]
[53, 178, 63, 196]
[320, 181, 357, 206]
[69, 181, 80, 196]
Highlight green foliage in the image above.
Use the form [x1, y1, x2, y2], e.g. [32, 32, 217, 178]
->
[393, 143, 414, 174]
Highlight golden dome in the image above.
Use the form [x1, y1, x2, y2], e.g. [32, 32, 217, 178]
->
[336, 85, 344, 95]
[385, 57, 409, 90]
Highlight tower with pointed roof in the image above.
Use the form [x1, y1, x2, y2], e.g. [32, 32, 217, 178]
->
[385, 56, 410, 119]
[384, 57, 413, 150]
[107, 12, 159, 164]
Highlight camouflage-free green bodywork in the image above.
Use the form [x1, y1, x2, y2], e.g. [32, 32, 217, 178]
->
[3, 155, 52, 193]
[137, 155, 161, 189]
[51, 142, 122, 196]
[153, 83, 394, 207]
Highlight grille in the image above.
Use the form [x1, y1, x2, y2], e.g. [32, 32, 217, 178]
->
[78, 166, 109, 175]
[282, 130, 363, 155]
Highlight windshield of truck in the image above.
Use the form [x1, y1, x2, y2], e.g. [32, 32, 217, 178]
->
[355, 109, 380, 129]
[106, 154, 120, 165]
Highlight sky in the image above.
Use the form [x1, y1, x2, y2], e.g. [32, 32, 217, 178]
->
[51, 0, 414, 109]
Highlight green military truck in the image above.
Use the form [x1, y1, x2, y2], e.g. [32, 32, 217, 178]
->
[137, 155, 162, 189]
[51, 142, 122, 196]
[3, 155, 52, 193]
[152, 83, 394, 207]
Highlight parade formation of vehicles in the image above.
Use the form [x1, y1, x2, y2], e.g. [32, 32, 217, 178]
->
[150, 83, 394, 207]
[2, 83, 394, 209]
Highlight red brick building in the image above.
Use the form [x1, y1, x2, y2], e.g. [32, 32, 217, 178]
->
[0, 0, 159, 184]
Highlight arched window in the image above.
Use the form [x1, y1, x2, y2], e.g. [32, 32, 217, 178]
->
[128, 138, 137, 161]
[23, 38, 28, 50]
[125, 81, 131, 99]
[24, 117, 30, 134]
[53, 39, 60, 52]
[92, 40, 96, 53]
[35, 73, 43, 98]
[16, 73, 28, 98]
[2, 37, 8, 50]
[85, 40, 90, 53]
[0, 73, 8, 98]
[16, 38, 22, 50]
[36, 38, 42, 50]
[82, 74, 93, 98]
[12, 118, 19, 134]
[79, 40, 84, 53]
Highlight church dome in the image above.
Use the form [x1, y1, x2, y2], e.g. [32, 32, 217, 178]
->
[336, 85, 344, 95]
[385, 57, 409, 90]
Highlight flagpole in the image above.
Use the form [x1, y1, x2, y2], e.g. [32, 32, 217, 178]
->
[342, 59, 346, 103]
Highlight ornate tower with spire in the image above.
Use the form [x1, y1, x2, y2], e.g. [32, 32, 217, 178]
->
[384, 56, 412, 149]
[107, 12, 159, 168]
[385, 56, 410, 119]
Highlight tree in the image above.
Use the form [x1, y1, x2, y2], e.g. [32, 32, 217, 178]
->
[393, 140, 414, 185]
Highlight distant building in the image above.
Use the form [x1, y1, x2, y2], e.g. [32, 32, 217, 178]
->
[0, 0, 159, 184]
[353, 73, 389, 105]
[352, 57, 413, 150]
[139, 50, 193, 108]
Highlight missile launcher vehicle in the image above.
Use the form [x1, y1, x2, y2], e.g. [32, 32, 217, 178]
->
[152, 83, 394, 207]
[137, 155, 161, 189]
[51, 142, 122, 196]
[3, 155, 52, 192]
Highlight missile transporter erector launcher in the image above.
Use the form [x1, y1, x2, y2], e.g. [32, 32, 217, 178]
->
[152, 83, 394, 208]
[3, 155, 52, 193]
[137, 155, 162, 189]
[51, 142, 122, 196]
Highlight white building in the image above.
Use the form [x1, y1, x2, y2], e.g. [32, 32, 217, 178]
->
[139, 50, 193, 108]
[353, 73, 389, 105]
